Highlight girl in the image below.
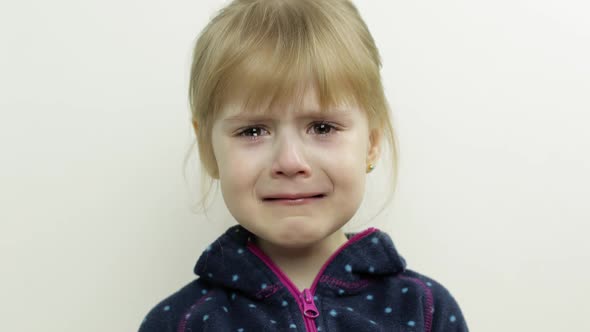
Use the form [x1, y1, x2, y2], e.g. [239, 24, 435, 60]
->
[139, 0, 468, 331]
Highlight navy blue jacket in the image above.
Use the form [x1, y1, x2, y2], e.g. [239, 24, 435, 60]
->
[138, 225, 469, 331]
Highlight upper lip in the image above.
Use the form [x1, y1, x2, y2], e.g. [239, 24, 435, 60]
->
[263, 192, 326, 200]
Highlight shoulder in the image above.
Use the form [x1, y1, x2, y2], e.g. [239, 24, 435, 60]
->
[137, 278, 215, 332]
[397, 269, 469, 332]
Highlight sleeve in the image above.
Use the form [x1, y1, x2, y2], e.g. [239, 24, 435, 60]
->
[428, 278, 469, 332]
[137, 297, 177, 332]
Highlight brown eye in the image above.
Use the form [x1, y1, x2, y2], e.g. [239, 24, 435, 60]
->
[310, 121, 338, 136]
[236, 122, 338, 141]
[237, 126, 268, 139]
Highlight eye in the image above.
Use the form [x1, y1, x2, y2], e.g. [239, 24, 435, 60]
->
[309, 121, 338, 136]
[236, 121, 339, 140]
[237, 126, 269, 140]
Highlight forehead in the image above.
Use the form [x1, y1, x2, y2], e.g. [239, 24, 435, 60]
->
[218, 85, 359, 123]
[221, 108, 354, 125]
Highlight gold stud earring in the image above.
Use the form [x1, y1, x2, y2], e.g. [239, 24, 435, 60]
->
[367, 163, 375, 173]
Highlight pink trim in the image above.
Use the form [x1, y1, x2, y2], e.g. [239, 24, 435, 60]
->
[398, 276, 434, 332]
[248, 243, 315, 331]
[177, 292, 213, 332]
[310, 227, 378, 293]
[248, 244, 301, 295]
[247, 227, 379, 332]
[255, 283, 282, 299]
[319, 275, 370, 290]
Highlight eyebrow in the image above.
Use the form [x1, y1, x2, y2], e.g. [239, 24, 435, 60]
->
[222, 109, 351, 123]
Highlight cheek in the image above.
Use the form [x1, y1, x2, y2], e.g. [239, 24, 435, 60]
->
[218, 159, 258, 219]
[214, 137, 250, 176]
[320, 135, 367, 171]
[323, 138, 368, 197]
[216, 144, 264, 198]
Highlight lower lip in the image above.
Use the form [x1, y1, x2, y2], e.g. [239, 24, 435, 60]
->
[264, 196, 325, 205]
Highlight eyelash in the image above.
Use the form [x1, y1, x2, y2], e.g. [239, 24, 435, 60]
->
[236, 121, 339, 140]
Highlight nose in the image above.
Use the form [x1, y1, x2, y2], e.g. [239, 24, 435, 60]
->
[270, 131, 312, 178]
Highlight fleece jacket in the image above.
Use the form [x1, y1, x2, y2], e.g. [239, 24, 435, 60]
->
[138, 225, 469, 331]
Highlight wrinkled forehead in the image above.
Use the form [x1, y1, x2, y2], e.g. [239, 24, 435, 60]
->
[217, 81, 359, 122]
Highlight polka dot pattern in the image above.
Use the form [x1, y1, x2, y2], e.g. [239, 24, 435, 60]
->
[140, 225, 467, 332]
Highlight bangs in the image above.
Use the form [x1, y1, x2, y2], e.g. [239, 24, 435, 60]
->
[210, 0, 379, 119]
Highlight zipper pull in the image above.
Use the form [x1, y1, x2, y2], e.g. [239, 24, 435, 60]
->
[301, 289, 319, 318]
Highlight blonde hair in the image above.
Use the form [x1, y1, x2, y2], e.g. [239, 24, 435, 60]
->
[184, 0, 399, 221]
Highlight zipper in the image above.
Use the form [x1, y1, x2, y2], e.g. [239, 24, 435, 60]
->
[302, 288, 319, 319]
[246, 227, 377, 332]
[248, 242, 319, 331]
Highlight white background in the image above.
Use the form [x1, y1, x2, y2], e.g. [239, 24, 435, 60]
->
[1, 0, 589, 331]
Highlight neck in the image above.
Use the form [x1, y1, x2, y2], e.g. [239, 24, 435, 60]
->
[256, 230, 349, 291]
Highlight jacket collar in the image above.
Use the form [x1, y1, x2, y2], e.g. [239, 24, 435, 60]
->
[194, 225, 407, 299]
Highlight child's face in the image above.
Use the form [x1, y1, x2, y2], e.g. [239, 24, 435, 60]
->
[209, 85, 381, 249]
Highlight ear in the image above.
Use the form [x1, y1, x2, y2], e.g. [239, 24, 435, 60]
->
[367, 127, 382, 165]
[192, 119, 199, 135]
